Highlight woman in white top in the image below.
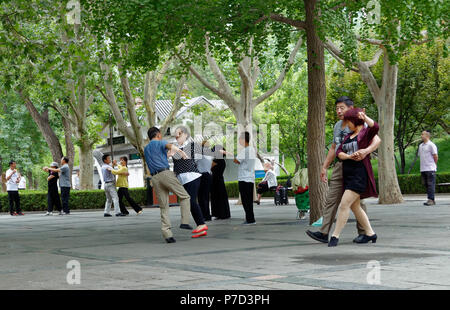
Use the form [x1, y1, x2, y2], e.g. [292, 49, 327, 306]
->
[255, 162, 278, 205]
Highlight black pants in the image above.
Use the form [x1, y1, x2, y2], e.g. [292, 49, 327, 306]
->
[421, 171, 436, 201]
[198, 172, 212, 221]
[60, 187, 71, 213]
[118, 187, 142, 214]
[47, 188, 62, 212]
[7, 191, 21, 214]
[183, 177, 205, 226]
[239, 181, 255, 223]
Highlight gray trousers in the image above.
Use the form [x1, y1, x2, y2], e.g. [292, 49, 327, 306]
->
[104, 182, 120, 215]
[320, 161, 367, 236]
[151, 170, 192, 239]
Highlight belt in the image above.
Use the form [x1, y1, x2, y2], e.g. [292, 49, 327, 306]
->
[152, 168, 169, 176]
[105, 181, 114, 184]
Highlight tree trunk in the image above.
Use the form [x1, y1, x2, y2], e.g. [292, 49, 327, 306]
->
[304, 0, 328, 224]
[377, 101, 403, 203]
[26, 171, 33, 190]
[62, 116, 75, 174]
[79, 139, 94, 190]
[18, 91, 64, 163]
[0, 156, 5, 192]
[376, 59, 403, 203]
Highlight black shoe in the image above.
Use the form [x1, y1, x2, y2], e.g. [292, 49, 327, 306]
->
[116, 213, 127, 217]
[328, 236, 339, 247]
[180, 224, 193, 230]
[104, 213, 112, 217]
[306, 230, 328, 243]
[355, 234, 377, 244]
[254, 200, 260, 205]
[165, 237, 176, 243]
[353, 234, 365, 243]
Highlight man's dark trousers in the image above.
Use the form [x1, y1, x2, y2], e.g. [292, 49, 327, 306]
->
[60, 187, 71, 213]
[7, 191, 21, 214]
[239, 181, 255, 224]
[421, 171, 436, 201]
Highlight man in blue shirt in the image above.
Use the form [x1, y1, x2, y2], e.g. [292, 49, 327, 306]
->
[144, 127, 193, 244]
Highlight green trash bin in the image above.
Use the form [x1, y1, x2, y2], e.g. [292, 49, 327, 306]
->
[295, 190, 310, 219]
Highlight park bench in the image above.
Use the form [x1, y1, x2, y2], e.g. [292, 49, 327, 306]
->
[437, 183, 450, 191]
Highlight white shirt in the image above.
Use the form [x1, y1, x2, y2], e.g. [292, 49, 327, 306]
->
[6, 169, 19, 191]
[177, 172, 202, 185]
[74, 176, 80, 189]
[237, 146, 256, 183]
[419, 141, 438, 172]
[18, 177, 26, 189]
[262, 170, 277, 188]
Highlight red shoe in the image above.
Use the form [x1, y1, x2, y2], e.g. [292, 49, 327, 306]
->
[191, 231, 207, 238]
[192, 225, 208, 234]
[17, 212, 25, 216]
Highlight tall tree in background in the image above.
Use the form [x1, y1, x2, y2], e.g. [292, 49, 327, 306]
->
[395, 41, 449, 174]
[83, 0, 328, 223]
[321, 0, 448, 203]
[263, 65, 309, 174]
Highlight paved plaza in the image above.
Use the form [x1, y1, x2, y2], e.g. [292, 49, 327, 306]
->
[0, 194, 449, 290]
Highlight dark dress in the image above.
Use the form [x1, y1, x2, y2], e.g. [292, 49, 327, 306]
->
[210, 159, 231, 219]
[337, 122, 379, 199]
[342, 136, 368, 194]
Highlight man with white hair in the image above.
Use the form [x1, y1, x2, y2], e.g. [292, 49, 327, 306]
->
[419, 130, 438, 206]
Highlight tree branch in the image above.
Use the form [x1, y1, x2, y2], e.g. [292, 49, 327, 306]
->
[363, 48, 383, 67]
[355, 35, 384, 47]
[323, 38, 360, 72]
[205, 34, 238, 105]
[160, 75, 187, 134]
[253, 35, 303, 107]
[269, 13, 306, 30]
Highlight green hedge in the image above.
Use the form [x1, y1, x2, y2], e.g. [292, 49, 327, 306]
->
[224, 173, 450, 198]
[393, 172, 450, 194]
[0, 188, 148, 213]
[1, 173, 448, 212]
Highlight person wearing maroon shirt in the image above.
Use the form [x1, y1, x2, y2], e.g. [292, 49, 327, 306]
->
[328, 108, 379, 247]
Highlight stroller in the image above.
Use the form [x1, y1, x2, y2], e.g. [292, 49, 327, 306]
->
[265, 159, 292, 206]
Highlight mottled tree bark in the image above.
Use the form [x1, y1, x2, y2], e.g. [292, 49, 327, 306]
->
[304, 0, 328, 223]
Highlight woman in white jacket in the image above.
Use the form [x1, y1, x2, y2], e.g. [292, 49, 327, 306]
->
[255, 162, 278, 205]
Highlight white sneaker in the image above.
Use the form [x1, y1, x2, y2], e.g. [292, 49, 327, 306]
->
[137, 210, 143, 215]
[45, 212, 53, 216]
